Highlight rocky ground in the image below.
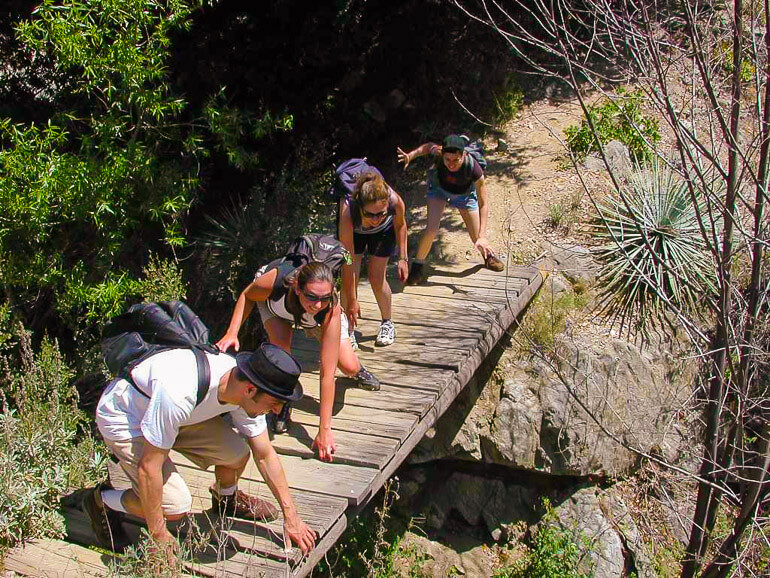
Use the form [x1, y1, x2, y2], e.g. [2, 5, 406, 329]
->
[366, 92, 702, 577]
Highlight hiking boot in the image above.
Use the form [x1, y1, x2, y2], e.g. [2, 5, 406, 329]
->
[485, 252, 505, 272]
[405, 262, 425, 286]
[271, 402, 292, 434]
[353, 366, 380, 391]
[82, 484, 130, 553]
[210, 488, 279, 522]
[349, 330, 359, 351]
[375, 320, 396, 347]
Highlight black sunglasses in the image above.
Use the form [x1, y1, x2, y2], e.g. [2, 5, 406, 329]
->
[301, 290, 333, 303]
[362, 208, 388, 219]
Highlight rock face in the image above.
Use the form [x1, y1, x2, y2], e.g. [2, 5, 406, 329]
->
[412, 333, 690, 478]
[540, 241, 599, 285]
[549, 487, 655, 578]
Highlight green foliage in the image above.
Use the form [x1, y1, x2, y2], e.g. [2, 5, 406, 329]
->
[137, 255, 187, 303]
[198, 142, 332, 313]
[1, 0, 202, 335]
[315, 479, 425, 577]
[493, 75, 524, 126]
[546, 193, 581, 232]
[594, 161, 717, 335]
[522, 287, 588, 352]
[720, 44, 756, 83]
[204, 89, 294, 171]
[564, 88, 660, 164]
[495, 499, 592, 578]
[0, 323, 108, 549]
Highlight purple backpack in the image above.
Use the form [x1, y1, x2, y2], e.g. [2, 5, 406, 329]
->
[328, 158, 383, 201]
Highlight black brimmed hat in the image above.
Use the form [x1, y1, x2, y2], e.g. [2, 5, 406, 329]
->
[236, 343, 303, 402]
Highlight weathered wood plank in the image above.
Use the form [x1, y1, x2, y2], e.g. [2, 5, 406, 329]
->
[290, 401, 417, 442]
[296, 373, 438, 416]
[170, 452, 378, 506]
[4, 539, 113, 577]
[270, 420, 399, 468]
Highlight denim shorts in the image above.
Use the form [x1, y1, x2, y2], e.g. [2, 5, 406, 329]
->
[426, 170, 479, 211]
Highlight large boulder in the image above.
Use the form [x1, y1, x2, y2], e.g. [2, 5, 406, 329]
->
[414, 333, 691, 478]
[548, 487, 655, 578]
[539, 242, 599, 285]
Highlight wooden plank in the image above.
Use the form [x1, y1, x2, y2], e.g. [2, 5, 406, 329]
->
[170, 452, 378, 506]
[4, 539, 113, 577]
[290, 401, 417, 442]
[107, 462, 347, 538]
[105, 462, 348, 566]
[295, 373, 438, 416]
[269, 420, 398, 468]
[291, 514, 348, 578]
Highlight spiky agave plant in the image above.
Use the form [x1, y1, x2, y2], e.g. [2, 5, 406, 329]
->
[594, 161, 717, 335]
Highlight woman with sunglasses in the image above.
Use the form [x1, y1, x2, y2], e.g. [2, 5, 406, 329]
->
[216, 261, 380, 463]
[338, 171, 408, 348]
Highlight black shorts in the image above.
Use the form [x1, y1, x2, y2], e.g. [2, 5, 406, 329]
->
[353, 225, 396, 258]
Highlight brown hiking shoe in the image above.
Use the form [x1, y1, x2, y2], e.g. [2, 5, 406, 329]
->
[210, 488, 279, 521]
[81, 484, 131, 553]
[485, 253, 505, 272]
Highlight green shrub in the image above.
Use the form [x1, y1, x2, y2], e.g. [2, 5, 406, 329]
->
[495, 499, 593, 578]
[0, 323, 108, 551]
[522, 288, 588, 352]
[137, 255, 187, 303]
[593, 161, 717, 335]
[314, 479, 425, 577]
[494, 75, 525, 126]
[564, 88, 660, 164]
[2, 0, 203, 339]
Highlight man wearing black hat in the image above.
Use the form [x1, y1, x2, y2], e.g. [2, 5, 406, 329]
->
[85, 342, 317, 556]
[396, 134, 505, 284]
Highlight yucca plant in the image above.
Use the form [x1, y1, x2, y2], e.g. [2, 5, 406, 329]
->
[594, 161, 718, 335]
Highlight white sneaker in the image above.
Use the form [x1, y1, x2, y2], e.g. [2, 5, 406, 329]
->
[349, 330, 359, 351]
[375, 320, 396, 346]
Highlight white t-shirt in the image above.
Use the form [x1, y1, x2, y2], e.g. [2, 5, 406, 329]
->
[96, 349, 266, 450]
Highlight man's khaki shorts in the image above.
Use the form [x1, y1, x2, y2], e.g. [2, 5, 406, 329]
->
[105, 417, 250, 516]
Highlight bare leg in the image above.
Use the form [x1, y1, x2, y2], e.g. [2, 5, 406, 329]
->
[341, 254, 364, 313]
[415, 197, 448, 261]
[264, 318, 293, 352]
[367, 255, 391, 320]
[338, 338, 362, 376]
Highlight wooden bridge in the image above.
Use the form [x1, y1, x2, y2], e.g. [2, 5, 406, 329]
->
[5, 262, 541, 577]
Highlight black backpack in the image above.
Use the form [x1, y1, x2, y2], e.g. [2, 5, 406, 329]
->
[282, 233, 351, 279]
[327, 158, 383, 202]
[101, 301, 219, 406]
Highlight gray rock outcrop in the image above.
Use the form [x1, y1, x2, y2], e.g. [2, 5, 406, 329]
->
[549, 487, 655, 578]
[413, 333, 691, 478]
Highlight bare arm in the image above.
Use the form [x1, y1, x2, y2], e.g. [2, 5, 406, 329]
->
[137, 442, 173, 542]
[392, 191, 409, 282]
[313, 305, 341, 462]
[396, 142, 438, 170]
[338, 200, 359, 326]
[216, 269, 278, 352]
[248, 432, 316, 554]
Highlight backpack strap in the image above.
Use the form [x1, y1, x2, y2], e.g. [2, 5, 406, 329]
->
[123, 347, 211, 407]
[192, 347, 211, 406]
